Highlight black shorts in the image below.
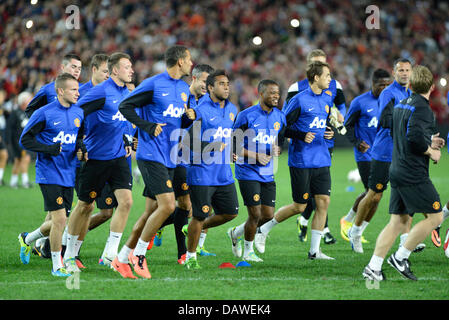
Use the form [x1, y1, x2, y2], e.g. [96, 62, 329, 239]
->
[389, 181, 441, 215]
[96, 183, 118, 209]
[138, 160, 175, 200]
[357, 161, 371, 190]
[289, 166, 331, 204]
[368, 159, 390, 193]
[173, 165, 190, 199]
[39, 184, 74, 216]
[77, 157, 132, 203]
[190, 183, 239, 220]
[238, 180, 276, 207]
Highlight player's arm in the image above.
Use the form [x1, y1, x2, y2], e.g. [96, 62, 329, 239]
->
[334, 80, 347, 117]
[407, 106, 437, 160]
[25, 87, 48, 118]
[378, 90, 395, 131]
[20, 111, 60, 156]
[118, 87, 161, 136]
[344, 99, 367, 151]
[283, 97, 311, 142]
[285, 82, 299, 104]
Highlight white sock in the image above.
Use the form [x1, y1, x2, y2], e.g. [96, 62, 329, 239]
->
[368, 255, 384, 271]
[64, 234, 79, 260]
[360, 221, 369, 233]
[117, 245, 132, 264]
[351, 224, 363, 237]
[243, 240, 254, 256]
[0, 168, 4, 181]
[10, 174, 18, 186]
[62, 226, 68, 246]
[21, 173, 29, 185]
[233, 223, 245, 238]
[399, 233, 408, 247]
[186, 251, 197, 261]
[105, 231, 122, 258]
[259, 217, 279, 235]
[344, 208, 356, 222]
[133, 238, 149, 257]
[395, 246, 411, 261]
[198, 232, 207, 248]
[51, 251, 63, 271]
[25, 228, 44, 245]
[310, 229, 323, 255]
[74, 240, 83, 256]
[300, 216, 308, 226]
[323, 227, 330, 234]
[36, 237, 47, 248]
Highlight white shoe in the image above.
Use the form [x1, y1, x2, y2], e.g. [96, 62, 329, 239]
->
[308, 250, 335, 260]
[349, 228, 363, 253]
[243, 251, 263, 262]
[227, 227, 242, 257]
[102, 254, 115, 268]
[413, 243, 426, 253]
[254, 229, 267, 254]
[64, 257, 80, 273]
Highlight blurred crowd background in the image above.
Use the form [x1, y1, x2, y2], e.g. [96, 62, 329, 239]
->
[1, 0, 449, 128]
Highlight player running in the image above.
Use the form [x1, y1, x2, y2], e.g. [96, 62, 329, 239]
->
[255, 61, 336, 260]
[227, 79, 286, 262]
[18, 73, 83, 277]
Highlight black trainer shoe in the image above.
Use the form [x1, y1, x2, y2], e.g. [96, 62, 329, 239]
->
[387, 254, 417, 281]
[41, 238, 51, 259]
[362, 265, 386, 281]
[323, 231, 337, 244]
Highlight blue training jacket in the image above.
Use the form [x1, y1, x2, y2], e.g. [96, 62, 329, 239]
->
[20, 99, 84, 187]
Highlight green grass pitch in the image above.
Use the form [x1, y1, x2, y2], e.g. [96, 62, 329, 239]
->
[1, 147, 448, 300]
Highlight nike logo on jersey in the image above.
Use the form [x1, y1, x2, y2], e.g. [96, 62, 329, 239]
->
[54, 121, 61, 125]
[113, 100, 118, 104]
[210, 117, 217, 121]
[162, 93, 169, 96]
[253, 124, 261, 127]
[308, 108, 314, 112]
[367, 108, 374, 113]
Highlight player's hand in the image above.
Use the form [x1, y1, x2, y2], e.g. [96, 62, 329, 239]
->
[154, 123, 166, 137]
[125, 146, 132, 158]
[272, 145, 281, 157]
[132, 137, 138, 150]
[184, 104, 196, 120]
[357, 140, 370, 153]
[232, 153, 238, 162]
[337, 112, 344, 123]
[257, 153, 271, 166]
[304, 132, 316, 143]
[428, 147, 441, 164]
[324, 126, 334, 140]
[431, 133, 445, 150]
[77, 148, 83, 161]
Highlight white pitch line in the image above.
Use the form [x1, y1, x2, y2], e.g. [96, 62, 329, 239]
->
[1, 276, 449, 286]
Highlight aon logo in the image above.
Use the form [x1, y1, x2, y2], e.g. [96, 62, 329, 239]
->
[368, 117, 378, 128]
[213, 127, 232, 139]
[112, 111, 127, 121]
[252, 132, 276, 144]
[53, 131, 76, 144]
[309, 117, 326, 129]
[163, 104, 184, 118]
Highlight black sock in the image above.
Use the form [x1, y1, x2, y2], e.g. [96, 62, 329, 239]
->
[174, 207, 189, 259]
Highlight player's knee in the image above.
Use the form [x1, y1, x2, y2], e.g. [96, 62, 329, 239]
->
[160, 201, 176, 215]
[52, 214, 66, 231]
[292, 202, 306, 213]
[177, 196, 191, 211]
[100, 209, 114, 219]
[120, 196, 133, 212]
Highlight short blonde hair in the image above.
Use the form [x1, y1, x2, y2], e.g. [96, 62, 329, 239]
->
[410, 65, 433, 94]
[306, 49, 326, 64]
